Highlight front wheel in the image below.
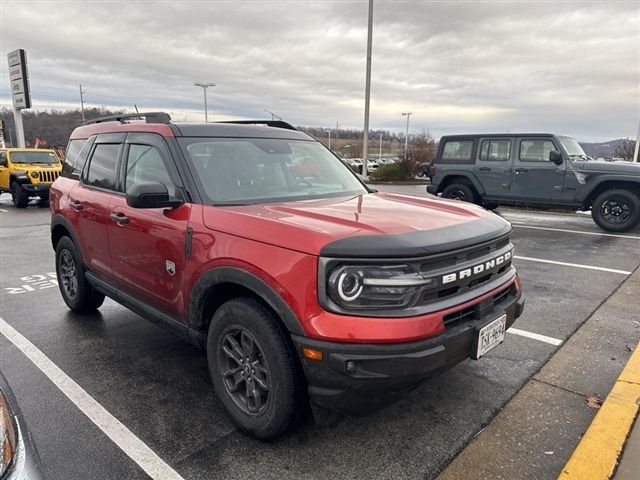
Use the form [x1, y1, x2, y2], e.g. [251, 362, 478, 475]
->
[442, 183, 476, 204]
[207, 298, 300, 440]
[591, 189, 640, 232]
[11, 182, 28, 208]
[55, 236, 105, 313]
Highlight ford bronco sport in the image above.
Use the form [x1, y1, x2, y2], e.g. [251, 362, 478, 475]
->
[0, 148, 62, 207]
[427, 134, 640, 232]
[50, 113, 525, 439]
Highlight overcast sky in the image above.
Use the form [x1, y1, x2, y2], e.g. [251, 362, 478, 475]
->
[1, 0, 638, 141]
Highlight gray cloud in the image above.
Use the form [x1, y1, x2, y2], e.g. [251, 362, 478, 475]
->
[1, 0, 638, 141]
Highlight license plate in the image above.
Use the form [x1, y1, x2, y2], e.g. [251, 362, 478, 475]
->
[473, 314, 507, 359]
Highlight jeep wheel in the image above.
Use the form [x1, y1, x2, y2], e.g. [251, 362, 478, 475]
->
[591, 189, 640, 232]
[11, 182, 28, 208]
[207, 298, 300, 440]
[55, 236, 105, 313]
[442, 183, 476, 204]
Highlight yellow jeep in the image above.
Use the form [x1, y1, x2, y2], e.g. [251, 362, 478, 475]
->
[0, 148, 62, 208]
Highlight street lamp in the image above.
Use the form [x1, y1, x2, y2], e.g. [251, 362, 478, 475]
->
[79, 84, 86, 124]
[325, 128, 332, 150]
[194, 82, 216, 122]
[402, 112, 413, 159]
[379, 132, 383, 161]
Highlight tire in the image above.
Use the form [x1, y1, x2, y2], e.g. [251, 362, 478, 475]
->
[591, 189, 640, 232]
[442, 183, 476, 204]
[207, 298, 300, 440]
[11, 182, 29, 208]
[55, 236, 105, 313]
[483, 202, 499, 211]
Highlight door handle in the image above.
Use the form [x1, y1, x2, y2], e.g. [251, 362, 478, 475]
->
[515, 168, 529, 174]
[110, 212, 129, 224]
[478, 167, 491, 172]
[69, 201, 83, 211]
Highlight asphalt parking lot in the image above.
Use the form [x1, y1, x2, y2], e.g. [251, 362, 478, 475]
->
[1, 187, 639, 480]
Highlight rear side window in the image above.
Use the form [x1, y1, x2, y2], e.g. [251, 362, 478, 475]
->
[480, 140, 511, 161]
[441, 140, 474, 163]
[62, 138, 92, 178]
[519, 140, 556, 162]
[85, 144, 120, 190]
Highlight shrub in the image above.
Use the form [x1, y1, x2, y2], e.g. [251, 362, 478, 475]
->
[370, 162, 413, 181]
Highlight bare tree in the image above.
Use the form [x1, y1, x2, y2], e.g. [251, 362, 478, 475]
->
[614, 139, 636, 160]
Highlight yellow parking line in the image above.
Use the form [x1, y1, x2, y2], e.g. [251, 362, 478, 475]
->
[559, 342, 640, 479]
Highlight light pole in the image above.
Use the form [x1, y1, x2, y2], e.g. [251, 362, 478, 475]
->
[79, 84, 86, 123]
[194, 82, 216, 122]
[402, 112, 413, 159]
[325, 128, 332, 149]
[379, 132, 383, 161]
[362, 0, 374, 179]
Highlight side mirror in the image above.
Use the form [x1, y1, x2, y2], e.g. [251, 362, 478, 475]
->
[549, 150, 563, 165]
[126, 181, 183, 209]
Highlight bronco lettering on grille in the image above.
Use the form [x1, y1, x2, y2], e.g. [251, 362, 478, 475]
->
[442, 250, 512, 285]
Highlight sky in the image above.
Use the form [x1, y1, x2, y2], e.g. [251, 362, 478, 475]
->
[1, 0, 638, 142]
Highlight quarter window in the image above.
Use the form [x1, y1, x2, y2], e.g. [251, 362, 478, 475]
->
[442, 140, 473, 162]
[125, 144, 175, 197]
[62, 138, 91, 177]
[85, 144, 120, 190]
[480, 140, 511, 162]
[519, 140, 556, 162]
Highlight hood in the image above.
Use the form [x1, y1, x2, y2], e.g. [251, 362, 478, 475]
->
[202, 192, 511, 257]
[576, 160, 640, 175]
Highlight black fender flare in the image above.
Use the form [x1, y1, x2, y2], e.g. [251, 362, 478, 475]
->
[10, 171, 30, 185]
[439, 171, 486, 196]
[51, 214, 80, 251]
[188, 266, 305, 336]
[575, 175, 640, 203]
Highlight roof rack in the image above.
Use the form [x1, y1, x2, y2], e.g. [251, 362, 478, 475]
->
[86, 112, 172, 125]
[215, 120, 297, 131]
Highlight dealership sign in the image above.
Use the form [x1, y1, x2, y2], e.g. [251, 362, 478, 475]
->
[7, 49, 31, 110]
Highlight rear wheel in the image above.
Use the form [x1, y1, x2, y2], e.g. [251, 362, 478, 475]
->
[55, 236, 105, 313]
[591, 189, 640, 232]
[207, 298, 300, 440]
[11, 182, 28, 208]
[442, 183, 476, 204]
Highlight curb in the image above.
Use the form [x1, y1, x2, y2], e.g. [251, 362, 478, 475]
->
[366, 180, 430, 185]
[559, 341, 640, 479]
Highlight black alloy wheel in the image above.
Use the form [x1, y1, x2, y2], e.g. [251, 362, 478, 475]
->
[55, 236, 105, 313]
[218, 326, 271, 416]
[442, 183, 476, 204]
[592, 189, 640, 232]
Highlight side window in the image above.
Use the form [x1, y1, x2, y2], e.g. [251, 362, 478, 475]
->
[441, 140, 474, 162]
[62, 138, 91, 178]
[480, 140, 511, 161]
[519, 140, 556, 162]
[0, 151, 6, 166]
[85, 144, 120, 190]
[125, 144, 175, 197]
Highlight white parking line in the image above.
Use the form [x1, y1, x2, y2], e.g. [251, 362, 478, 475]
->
[0, 318, 185, 480]
[513, 255, 632, 275]
[511, 224, 640, 240]
[0, 209, 8, 213]
[507, 328, 563, 346]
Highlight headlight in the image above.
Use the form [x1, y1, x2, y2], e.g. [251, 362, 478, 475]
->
[30, 171, 39, 179]
[326, 264, 436, 310]
[0, 391, 17, 477]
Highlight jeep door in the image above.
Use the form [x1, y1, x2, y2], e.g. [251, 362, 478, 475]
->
[509, 137, 567, 202]
[107, 133, 190, 317]
[473, 138, 513, 197]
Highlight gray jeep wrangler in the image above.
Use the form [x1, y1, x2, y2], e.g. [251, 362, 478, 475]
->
[427, 134, 640, 232]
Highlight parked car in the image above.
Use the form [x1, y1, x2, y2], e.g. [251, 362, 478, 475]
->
[427, 134, 640, 232]
[50, 113, 524, 439]
[0, 148, 62, 207]
[0, 372, 46, 479]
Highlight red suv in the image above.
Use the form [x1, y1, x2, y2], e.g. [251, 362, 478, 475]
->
[50, 113, 524, 439]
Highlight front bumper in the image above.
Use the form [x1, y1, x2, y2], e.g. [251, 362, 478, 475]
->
[20, 183, 51, 195]
[293, 288, 524, 415]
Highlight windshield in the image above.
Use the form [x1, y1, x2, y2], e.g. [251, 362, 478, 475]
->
[558, 137, 587, 158]
[178, 138, 368, 204]
[10, 151, 59, 165]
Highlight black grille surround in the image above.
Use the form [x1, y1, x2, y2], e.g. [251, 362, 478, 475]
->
[318, 233, 516, 318]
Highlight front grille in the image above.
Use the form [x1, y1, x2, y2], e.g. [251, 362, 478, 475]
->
[443, 283, 516, 329]
[36, 170, 60, 183]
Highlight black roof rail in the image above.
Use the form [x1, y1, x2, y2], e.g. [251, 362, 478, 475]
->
[215, 120, 297, 131]
[86, 112, 172, 125]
